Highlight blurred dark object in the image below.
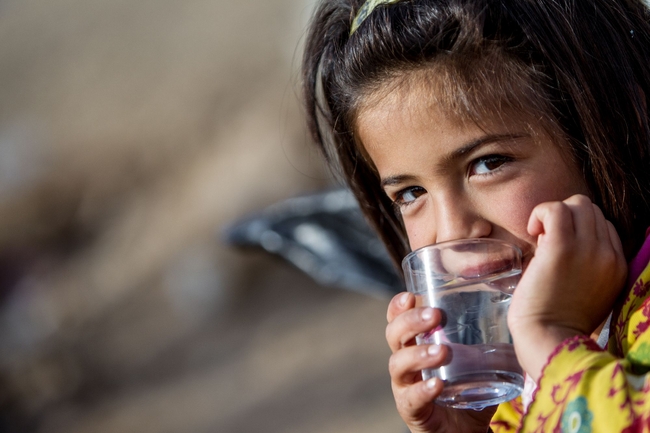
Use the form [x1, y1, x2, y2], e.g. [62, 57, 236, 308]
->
[224, 188, 403, 297]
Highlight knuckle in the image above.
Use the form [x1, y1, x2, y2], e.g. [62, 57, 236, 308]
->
[537, 200, 570, 219]
[400, 390, 418, 411]
[402, 308, 419, 329]
[551, 201, 570, 214]
[389, 292, 403, 307]
[387, 296, 400, 322]
[388, 293, 413, 323]
[388, 355, 396, 375]
[385, 323, 397, 347]
[565, 193, 591, 206]
[385, 324, 391, 343]
[388, 353, 401, 376]
[395, 397, 412, 415]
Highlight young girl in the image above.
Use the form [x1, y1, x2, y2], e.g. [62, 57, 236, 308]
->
[302, 0, 650, 431]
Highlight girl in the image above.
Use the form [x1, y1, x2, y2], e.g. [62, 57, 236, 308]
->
[302, 0, 650, 431]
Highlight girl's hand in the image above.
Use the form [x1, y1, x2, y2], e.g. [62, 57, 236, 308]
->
[386, 292, 496, 433]
[508, 194, 627, 381]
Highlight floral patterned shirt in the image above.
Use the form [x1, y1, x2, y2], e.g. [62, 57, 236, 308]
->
[490, 232, 650, 433]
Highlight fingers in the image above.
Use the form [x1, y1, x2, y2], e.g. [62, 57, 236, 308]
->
[386, 294, 447, 425]
[527, 194, 612, 246]
[393, 375, 444, 421]
[564, 195, 597, 241]
[606, 219, 625, 261]
[387, 291, 442, 354]
[389, 344, 448, 386]
[516, 193, 627, 344]
[527, 199, 575, 241]
[387, 292, 414, 323]
[526, 194, 625, 285]
[590, 203, 610, 242]
[390, 344, 446, 426]
[386, 306, 441, 353]
[586, 204, 624, 259]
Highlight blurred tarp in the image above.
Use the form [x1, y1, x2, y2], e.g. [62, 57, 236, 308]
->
[0, 0, 408, 431]
[224, 188, 403, 298]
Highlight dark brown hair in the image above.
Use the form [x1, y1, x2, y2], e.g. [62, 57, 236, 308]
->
[302, 0, 650, 267]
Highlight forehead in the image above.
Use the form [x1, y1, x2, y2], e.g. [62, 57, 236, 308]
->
[357, 84, 458, 155]
[358, 89, 488, 177]
[356, 76, 539, 161]
[358, 67, 542, 137]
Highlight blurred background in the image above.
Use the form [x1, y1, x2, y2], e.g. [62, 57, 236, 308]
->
[0, 0, 406, 432]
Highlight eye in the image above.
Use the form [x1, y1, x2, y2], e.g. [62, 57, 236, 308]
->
[470, 154, 513, 176]
[393, 186, 426, 208]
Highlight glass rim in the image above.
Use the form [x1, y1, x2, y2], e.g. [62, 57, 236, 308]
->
[401, 238, 523, 268]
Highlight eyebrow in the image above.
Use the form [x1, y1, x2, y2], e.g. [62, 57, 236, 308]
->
[379, 133, 529, 188]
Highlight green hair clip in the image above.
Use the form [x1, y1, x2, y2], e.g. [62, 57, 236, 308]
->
[350, 0, 402, 36]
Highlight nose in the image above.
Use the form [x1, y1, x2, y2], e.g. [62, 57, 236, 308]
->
[433, 195, 491, 245]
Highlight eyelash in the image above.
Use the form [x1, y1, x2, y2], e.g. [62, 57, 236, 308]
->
[469, 154, 514, 176]
[390, 154, 514, 210]
[392, 186, 425, 210]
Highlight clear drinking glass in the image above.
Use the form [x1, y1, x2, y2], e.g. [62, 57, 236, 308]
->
[402, 238, 524, 410]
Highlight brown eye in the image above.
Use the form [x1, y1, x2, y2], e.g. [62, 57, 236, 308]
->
[470, 155, 513, 175]
[394, 186, 426, 207]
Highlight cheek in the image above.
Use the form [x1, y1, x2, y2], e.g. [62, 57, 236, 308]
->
[490, 195, 535, 240]
[495, 171, 586, 245]
[486, 184, 545, 245]
[403, 217, 427, 250]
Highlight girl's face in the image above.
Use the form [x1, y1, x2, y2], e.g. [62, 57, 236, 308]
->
[357, 83, 590, 267]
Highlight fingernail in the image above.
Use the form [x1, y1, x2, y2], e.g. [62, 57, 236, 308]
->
[427, 345, 441, 356]
[426, 378, 438, 389]
[398, 292, 409, 306]
[421, 307, 433, 321]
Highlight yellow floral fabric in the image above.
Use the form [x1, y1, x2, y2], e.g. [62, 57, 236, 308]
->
[490, 246, 650, 432]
